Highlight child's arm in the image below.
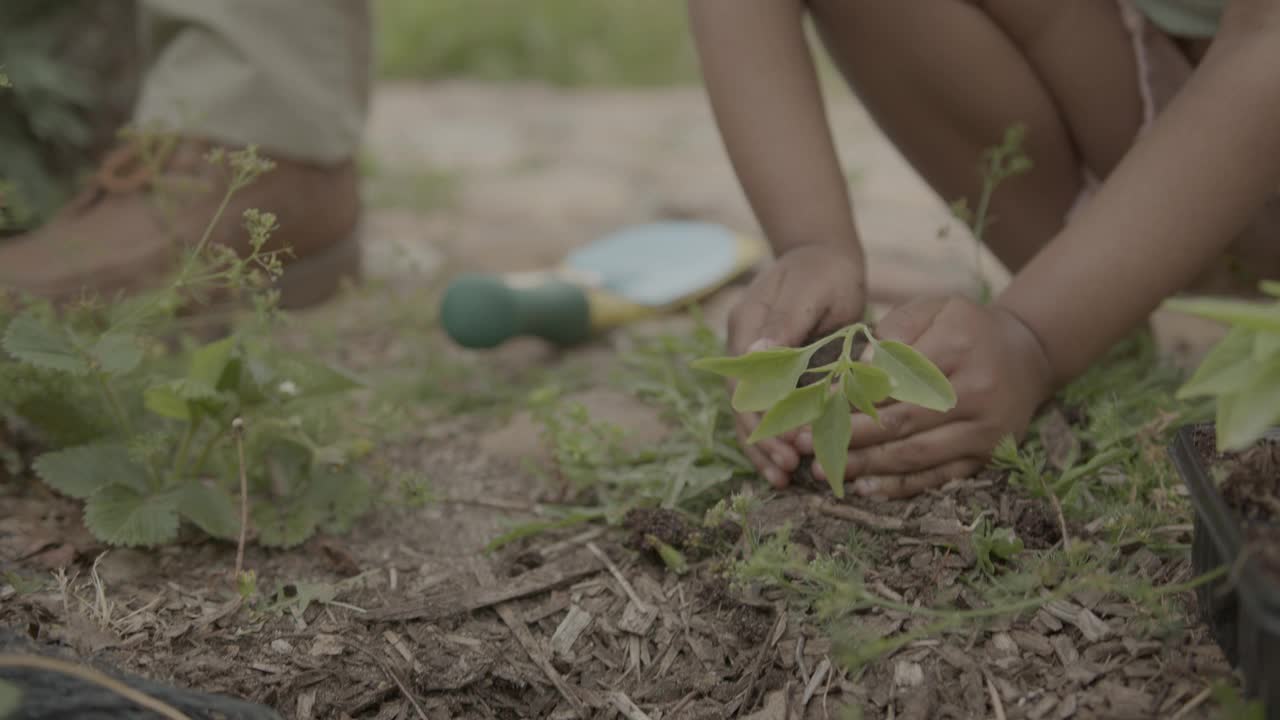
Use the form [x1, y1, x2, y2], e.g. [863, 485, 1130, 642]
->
[687, 0, 862, 260]
[830, 0, 1280, 498]
[998, 1, 1280, 386]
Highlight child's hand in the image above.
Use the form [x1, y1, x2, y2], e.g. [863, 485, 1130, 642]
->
[801, 295, 1054, 498]
[726, 244, 866, 487]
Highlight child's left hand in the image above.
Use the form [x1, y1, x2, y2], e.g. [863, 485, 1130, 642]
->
[799, 295, 1056, 498]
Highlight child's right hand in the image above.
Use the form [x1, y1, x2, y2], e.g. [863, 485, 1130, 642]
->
[725, 243, 867, 487]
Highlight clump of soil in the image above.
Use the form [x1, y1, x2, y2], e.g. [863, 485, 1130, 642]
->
[1191, 426, 1280, 523]
[622, 507, 741, 562]
[1013, 500, 1062, 550]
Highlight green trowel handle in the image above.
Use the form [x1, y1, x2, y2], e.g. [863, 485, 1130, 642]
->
[439, 273, 592, 349]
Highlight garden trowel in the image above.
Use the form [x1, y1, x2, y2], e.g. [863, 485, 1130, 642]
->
[439, 220, 767, 349]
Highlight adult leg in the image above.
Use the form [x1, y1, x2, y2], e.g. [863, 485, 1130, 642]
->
[0, 0, 374, 309]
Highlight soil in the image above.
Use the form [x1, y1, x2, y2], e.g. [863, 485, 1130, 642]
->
[1190, 425, 1280, 584]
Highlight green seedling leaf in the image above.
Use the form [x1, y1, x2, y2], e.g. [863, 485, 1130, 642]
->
[177, 479, 239, 540]
[266, 580, 337, 618]
[143, 378, 218, 421]
[0, 679, 21, 719]
[1261, 280, 1280, 298]
[2, 309, 87, 374]
[190, 336, 239, 388]
[1215, 359, 1280, 450]
[812, 390, 853, 497]
[870, 340, 956, 411]
[1164, 296, 1280, 334]
[1255, 330, 1280, 362]
[843, 363, 893, 421]
[1177, 327, 1259, 399]
[749, 381, 828, 443]
[646, 535, 689, 575]
[34, 443, 149, 499]
[90, 332, 143, 375]
[84, 485, 180, 547]
[693, 346, 816, 413]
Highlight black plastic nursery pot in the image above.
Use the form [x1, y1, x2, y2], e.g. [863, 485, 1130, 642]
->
[1169, 423, 1280, 717]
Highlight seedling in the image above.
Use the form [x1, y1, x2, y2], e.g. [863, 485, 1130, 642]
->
[692, 323, 955, 497]
[1164, 281, 1280, 451]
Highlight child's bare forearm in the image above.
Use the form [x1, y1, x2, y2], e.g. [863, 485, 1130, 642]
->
[997, 11, 1280, 386]
[687, 0, 862, 259]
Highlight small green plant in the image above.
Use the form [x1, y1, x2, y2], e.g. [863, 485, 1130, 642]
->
[970, 517, 1024, 578]
[1165, 282, 1280, 451]
[946, 124, 1033, 302]
[0, 143, 372, 549]
[691, 324, 955, 497]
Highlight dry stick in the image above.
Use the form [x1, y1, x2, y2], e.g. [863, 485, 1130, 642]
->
[473, 562, 589, 717]
[232, 417, 249, 582]
[337, 639, 428, 720]
[585, 542, 649, 609]
[982, 669, 1007, 720]
[0, 655, 193, 720]
[1040, 475, 1071, 553]
[1169, 686, 1213, 720]
[816, 502, 905, 532]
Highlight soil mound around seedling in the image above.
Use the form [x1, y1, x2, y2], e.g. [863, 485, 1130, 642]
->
[1190, 425, 1280, 579]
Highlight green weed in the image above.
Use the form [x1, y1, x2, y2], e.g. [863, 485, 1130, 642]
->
[0, 138, 373, 550]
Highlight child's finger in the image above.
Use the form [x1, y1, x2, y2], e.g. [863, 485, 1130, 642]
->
[843, 402, 952, 450]
[842, 421, 987, 478]
[850, 458, 983, 499]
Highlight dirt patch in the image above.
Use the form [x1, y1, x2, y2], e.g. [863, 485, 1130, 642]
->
[621, 507, 740, 562]
[1191, 425, 1280, 523]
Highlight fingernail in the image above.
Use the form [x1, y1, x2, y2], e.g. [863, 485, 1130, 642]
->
[770, 452, 789, 468]
[853, 478, 878, 496]
[747, 338, 778, 353]
[796, 432, 812, 451]
[764, 468, 786, 487]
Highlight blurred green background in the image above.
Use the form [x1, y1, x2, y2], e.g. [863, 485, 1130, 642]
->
[0, 0, 700, 227]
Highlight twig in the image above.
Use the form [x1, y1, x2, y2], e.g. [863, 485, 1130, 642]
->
[0, 654, 193, 720]
[1169, 686, 1213, 720]
[473, 562, 589, 716]
[1041, 476, 1071, 553]
[802, 658, 830, 708]
[817, 502, 905, 532]
[609, 691, 654, 720]
[586, 542, 650, 609]
[232, 417, 249, 582]
[982, 669, 1007, 720]
[336, 639, 428, 720]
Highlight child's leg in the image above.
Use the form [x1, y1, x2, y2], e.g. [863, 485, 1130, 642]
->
[807, 0, 1153, 274]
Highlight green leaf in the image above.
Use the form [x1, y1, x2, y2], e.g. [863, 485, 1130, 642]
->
[2, 309, 87, 374]
[870, 340, 956, 412]
[253, 501, 320, 549]
[1261, 280, 1280, 298]
[1256, 331, 1280, 363]
[749, 381, 828, 443]
[307, 463, 373, 535]
[33, 443, 149, 499]
[90, 332, 143, 375]
[1164, 296, 1280, 333]
[177, 479, 239, 540]
[189, 336, 238, 388]
[1177, 327, 1259, 399]
[843, 363, 893, 421]
[0, 679, 21, 719]
[1216, 360, 1280, 451]
[693, 346, 817, 413]
[812, 391, 853, 497]
[84, 486, 180, 547]
[143, 378, 218, 421]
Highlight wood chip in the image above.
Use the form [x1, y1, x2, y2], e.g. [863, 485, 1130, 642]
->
[609, 691, 653, 720]
[1050, 634, 1079, 666]
[1009, 630, 1054, 658]
[1072, 608, 1112, 643]
[550, 604, 593, 659]
[619, 600, 659, 636]
[817, 502, 905, 531]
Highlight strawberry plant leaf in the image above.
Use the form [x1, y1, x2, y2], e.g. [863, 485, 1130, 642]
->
[1164, 296, 1280, 334]
[307, 463, 373, 535]
[90, 332, 143, 375]
[812, 391, 852, 497]
[253, 501, 320, 549]
[84, 485, 180, 547]
[177, 479, 239, 540]
[143, 378, 218, 421]
[190, 336, 238, 388]
[1255, 331, 1280, 362]
[1215, 359, 1280, 451]
[2, 309, 87, 375]
[1177, 327, 1259, 399]
[33, 443, 149, 499]
[843, 363, 893, 421]
[693, 347, 817, 413]
[870, 340, 956, 412]
[749, 381, 828, 443]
